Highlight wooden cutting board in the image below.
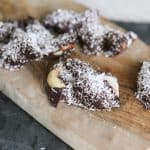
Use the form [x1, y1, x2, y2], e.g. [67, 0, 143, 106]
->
[0, 1, 150, 150]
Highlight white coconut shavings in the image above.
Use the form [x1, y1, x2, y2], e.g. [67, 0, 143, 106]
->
[0, 21, 18, 42]
[26, 21, 56, 55]
[43, 9, 100, 32]
[136, 61, 150, 109]
[43, 9, 79, 32]
[78, 9, 100, 24]
[54, 58, 120, 110]
[0, 28, 36, 70]
[79, 23, 105, 41]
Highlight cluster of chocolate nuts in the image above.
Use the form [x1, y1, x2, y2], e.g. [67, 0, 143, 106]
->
[43, 9, 137, 56]
[0, 9, 137, 70]
[43, 9, 148, 111]
[1, 9, 148, 111]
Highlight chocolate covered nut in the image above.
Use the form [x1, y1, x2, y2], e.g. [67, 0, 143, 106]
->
[46, 58, 120, 110]
[136, 61, 150, 109]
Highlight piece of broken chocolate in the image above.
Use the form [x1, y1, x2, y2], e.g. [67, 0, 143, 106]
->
[77, 22, 137, 56]
[46, 58, 120, 110]
[136, 61, 150, 109]
[0, 19, 76, 70]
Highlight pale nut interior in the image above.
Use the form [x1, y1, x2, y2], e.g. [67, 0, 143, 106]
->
[104, 76, 119, 96]
[47, 67, 65, 88]
[53, 50, 63, 56]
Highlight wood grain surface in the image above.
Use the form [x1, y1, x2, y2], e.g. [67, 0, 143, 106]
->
[0, 1, 150, 150]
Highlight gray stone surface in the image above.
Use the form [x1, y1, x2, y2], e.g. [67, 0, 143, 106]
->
[0, 92, 72, 150]
[0, 23, 150, 150]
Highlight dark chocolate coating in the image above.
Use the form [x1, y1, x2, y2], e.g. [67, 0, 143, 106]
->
[46, 86, 63, 107]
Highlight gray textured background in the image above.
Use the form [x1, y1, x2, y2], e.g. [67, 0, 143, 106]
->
[0, 22, 150, 150]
